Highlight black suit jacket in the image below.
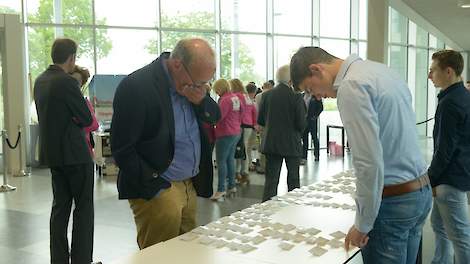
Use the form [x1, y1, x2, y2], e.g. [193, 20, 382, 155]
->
[258, 82, 306, 157]
[111, 52, 221, 200]
[34, 65, 93, 167]
[307, 97, 323, 128]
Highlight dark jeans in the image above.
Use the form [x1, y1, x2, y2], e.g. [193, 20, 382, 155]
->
[262, 154, 300, 202]
[302, 122, 319, 160]
[50, 163, 94, 264]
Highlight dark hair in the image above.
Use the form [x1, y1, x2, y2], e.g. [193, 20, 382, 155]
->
[290, 47, 337, 90]
[268, 80, 275, 86]
[51, 38, 77, 64]
[431, 50, 464, 76]
[246, 83, 257, 94]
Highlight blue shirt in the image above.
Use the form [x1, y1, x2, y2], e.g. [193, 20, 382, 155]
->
[160, 59, 201, 182]
[334, 55, 427, 233]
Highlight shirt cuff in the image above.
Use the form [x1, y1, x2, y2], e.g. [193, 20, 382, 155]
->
[354, 212, 374, 234]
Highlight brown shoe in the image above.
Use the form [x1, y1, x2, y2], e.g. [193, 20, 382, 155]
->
[239, 173, 250, 185]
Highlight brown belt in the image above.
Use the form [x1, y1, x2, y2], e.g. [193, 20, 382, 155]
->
[382, 174, 430, 198]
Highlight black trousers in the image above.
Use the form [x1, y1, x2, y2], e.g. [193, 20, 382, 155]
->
[50, 163, 94, 264]
[302, 121, 319, 160]
[262, 154, 300, 202]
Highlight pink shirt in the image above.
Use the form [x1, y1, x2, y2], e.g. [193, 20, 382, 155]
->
[215, 92, 242, 138]
[84, 98, 99, 156]
[239, 94, 257, 127]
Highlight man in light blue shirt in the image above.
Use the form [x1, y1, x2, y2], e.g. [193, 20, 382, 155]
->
[290, 47, 432, 264]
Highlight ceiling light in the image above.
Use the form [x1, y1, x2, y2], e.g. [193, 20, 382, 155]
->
[459, 0, 470, 8]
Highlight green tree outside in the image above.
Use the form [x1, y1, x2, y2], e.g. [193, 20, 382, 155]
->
[147, 12, 263, 85]
[27, 0, 112, 82]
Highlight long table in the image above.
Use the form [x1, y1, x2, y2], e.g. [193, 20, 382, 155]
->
[111, 171, 363, 264]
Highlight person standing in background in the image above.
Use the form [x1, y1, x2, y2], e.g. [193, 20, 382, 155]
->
[71, 65, 99, 157]
[34, 38, 99, 264]
[258, 65, 306, 202]
[301, 91, 323, 164]
[254, 81, 274, 174]
[428, 50, 470, 264]
[211, 79, 242, 201]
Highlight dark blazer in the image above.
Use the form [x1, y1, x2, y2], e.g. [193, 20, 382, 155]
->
[258, 82, 306, 157]
[34, 65, 93, 167]
[428, 82, 470, 191]
[307, 96, 323, 128]
[111, 52, 221, 200]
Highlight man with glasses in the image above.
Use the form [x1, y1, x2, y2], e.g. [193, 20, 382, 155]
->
[111, 38, 220, 249]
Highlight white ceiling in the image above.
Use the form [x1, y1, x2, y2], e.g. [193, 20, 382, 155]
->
[402, 0, 470, 50]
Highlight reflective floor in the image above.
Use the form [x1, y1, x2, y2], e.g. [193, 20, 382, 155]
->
[0, 138, 456, 263]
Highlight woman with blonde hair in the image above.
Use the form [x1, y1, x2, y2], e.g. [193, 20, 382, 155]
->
[211, 79, 242, 201]
[230, 79, 257, 184]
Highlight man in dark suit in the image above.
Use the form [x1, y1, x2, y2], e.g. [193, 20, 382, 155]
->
[258, 65, 307, 202]
[301, 92, 323, 163]
[34, 38, 96, 264]
[111, 38, 220, 249]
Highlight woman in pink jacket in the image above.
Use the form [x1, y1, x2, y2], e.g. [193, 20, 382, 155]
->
[230, 79, 257, 184]
[71, 66, 99, 157]
[211, 79, 242, 201]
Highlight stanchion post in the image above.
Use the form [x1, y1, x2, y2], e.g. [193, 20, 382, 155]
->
[0, 130, 17, 192]
[15, 125, 30, 177]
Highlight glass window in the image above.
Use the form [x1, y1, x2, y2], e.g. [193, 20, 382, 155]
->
[96, 29, 157, 75]
[27, 0, 93, 24]
[429, 34, 437, 49]
[0, 0, 21, 14]
[389, 7, 407, 44]
[389, 45, 407, 81]
[274, 0, 311, 35]
[359, 41, 367, 59]
[27, 26, 99, 81]
[160, 0, 214, 30]
[359, 0, 367, 40]
[221, 0, 266, 33]
[416, 25, 428, 47]
[320, 0, 350, 38]
[414, 48, 428, 137]
[221, 34, 266, 85]
[427, 52, 437, 137]
[161, 31, 215, 52]
[437, 39, 445, 49]
[95, 0, 157, 27]
[273, 36, 311, 73]
[320, 39, 350, 59]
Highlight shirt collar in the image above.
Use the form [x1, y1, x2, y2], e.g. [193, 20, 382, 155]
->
[160, 53, 178, 95]
[333, 54, 362, 90]
[437, 81, 465, 100]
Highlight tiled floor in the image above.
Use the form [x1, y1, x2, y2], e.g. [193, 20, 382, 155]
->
[0, 138, 459, 263]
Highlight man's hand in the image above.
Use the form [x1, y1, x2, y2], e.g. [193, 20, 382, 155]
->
[183, 84, 207, 105]
[344, 226, 369, 251]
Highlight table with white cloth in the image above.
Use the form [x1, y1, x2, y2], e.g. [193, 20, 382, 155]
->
[111, 171, 363, 264]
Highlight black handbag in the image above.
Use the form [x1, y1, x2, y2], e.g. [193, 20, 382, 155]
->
[234, 130, 246, 160]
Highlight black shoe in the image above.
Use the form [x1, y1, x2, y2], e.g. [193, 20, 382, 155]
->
[314, 157, 319, 161]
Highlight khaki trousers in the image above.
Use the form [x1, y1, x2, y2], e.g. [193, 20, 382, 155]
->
[128, 179, 197, 249]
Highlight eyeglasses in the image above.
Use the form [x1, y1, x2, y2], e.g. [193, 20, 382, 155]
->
[181, 62, 210, 88]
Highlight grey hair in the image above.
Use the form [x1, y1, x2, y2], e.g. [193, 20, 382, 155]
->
[276, 65, 291, 84]
[170, 39, 194, 66]
[170, 38, 215, 68]
[290, 47, 337, 90]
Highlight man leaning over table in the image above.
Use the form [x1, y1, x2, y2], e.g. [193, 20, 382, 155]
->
[290, 47, 432, 264]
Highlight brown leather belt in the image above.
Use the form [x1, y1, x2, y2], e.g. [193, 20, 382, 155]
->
[382, 174, 430, 198]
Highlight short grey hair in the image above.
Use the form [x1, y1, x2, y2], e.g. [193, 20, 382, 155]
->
[170, 39, 194, 66]
[290, 47, 337, 90]
[276, 65, 291, 84]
